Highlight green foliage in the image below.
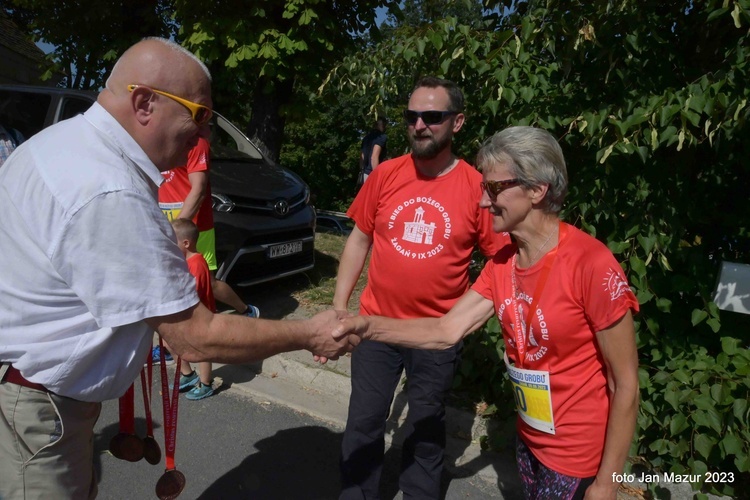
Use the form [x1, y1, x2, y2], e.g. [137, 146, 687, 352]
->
[384, 0, 486, 30]
[3, 0, 177, 89]
[175, 0, 391, 161]
[279, 86, 367, 211]
[324, 0, 750, 494]
[176, 0, 385, 83]
[281, 80, 409, 210]
[637, 340, 750, 497]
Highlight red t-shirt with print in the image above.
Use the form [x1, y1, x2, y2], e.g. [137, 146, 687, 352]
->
[471, 222, 639, 477]
[348, 154, 508, 319]
[159, 137, 214, 231]
[187, 253, 216, 313]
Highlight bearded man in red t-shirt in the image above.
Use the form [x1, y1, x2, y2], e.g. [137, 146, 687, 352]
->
[334, 77, 508, 499]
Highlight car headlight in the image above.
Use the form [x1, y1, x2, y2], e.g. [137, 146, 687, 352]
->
[212, 193, 235, 213]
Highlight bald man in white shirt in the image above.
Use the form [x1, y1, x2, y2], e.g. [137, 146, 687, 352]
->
[0, 37, 353, 499]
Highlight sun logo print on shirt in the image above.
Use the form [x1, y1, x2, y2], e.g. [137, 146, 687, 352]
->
[603, 268, 631, 301]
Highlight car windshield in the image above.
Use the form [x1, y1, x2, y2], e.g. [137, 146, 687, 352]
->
[211, 141, 258, 162]
[209, 116, 264, 162]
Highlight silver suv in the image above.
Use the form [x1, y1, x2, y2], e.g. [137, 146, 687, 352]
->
[0, 84, 315, 286]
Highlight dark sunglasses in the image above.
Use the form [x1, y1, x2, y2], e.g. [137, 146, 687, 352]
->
[481, 179, 522, 198]
[403, 109, 458, 125]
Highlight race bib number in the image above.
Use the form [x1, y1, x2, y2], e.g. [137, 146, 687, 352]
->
[504, 354, 556, 434]
[159, 202, 183, 222]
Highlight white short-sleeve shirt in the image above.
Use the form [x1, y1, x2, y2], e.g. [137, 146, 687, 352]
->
[0, 103, 198, 402]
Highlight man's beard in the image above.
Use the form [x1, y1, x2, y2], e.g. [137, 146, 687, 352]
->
[409, 131, 451, 159]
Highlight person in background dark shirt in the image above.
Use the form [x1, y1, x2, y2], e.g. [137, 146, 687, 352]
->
[359, 117, 387, 185]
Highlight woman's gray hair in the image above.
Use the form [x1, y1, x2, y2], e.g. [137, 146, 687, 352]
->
[476, 126, 568, 213]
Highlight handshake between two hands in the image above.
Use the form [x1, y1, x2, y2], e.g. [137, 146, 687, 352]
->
[307, 309, 368, 364]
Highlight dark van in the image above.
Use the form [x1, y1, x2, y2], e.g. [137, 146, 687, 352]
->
[0, 84, 315, 286]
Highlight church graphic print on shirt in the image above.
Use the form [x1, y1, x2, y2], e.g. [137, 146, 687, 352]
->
[386, 196, 454, 261]
[403, 207, 436, 245]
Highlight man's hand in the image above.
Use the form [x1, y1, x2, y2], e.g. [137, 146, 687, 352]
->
[314, 314, 370, 364]
[305, 309, 360, 363]
[332, 315, 369, 342]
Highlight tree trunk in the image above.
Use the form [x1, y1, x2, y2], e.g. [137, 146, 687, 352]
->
[246, 76, 294, 163]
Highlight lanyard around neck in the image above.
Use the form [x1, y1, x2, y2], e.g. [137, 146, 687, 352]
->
[509, 221, 565, 369]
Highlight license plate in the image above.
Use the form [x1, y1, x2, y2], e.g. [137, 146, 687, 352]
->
[268, 241, 303, 259]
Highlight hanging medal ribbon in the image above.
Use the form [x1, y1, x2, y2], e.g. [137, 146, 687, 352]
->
[109, 383, 144, 462]
[140, 359, 162, 465]
[156, 338, 186, 500]
[509, 221, 565, 369]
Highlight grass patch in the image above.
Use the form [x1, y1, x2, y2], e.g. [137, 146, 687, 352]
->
[292, 232, 369, 312]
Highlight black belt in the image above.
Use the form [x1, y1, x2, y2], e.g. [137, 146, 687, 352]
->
[1, 365, 49, 392]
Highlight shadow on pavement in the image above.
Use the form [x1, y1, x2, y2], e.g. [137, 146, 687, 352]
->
[212, 363, 261, 386]
[225, 283, 302, 320]
[197, 426, 344, 500]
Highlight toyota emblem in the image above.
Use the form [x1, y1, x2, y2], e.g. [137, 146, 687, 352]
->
[274, 199, 290, 216]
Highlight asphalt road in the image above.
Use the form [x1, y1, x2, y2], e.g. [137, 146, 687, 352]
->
[93, 371, 510, 500]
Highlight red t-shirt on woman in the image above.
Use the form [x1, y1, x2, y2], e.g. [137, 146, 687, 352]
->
[472, 222, 639, 477]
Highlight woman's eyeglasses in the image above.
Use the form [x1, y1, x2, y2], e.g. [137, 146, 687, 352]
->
[403, 109, 458, 125]
[128, 84, 213, 125]
[481, 179, 521, 198]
